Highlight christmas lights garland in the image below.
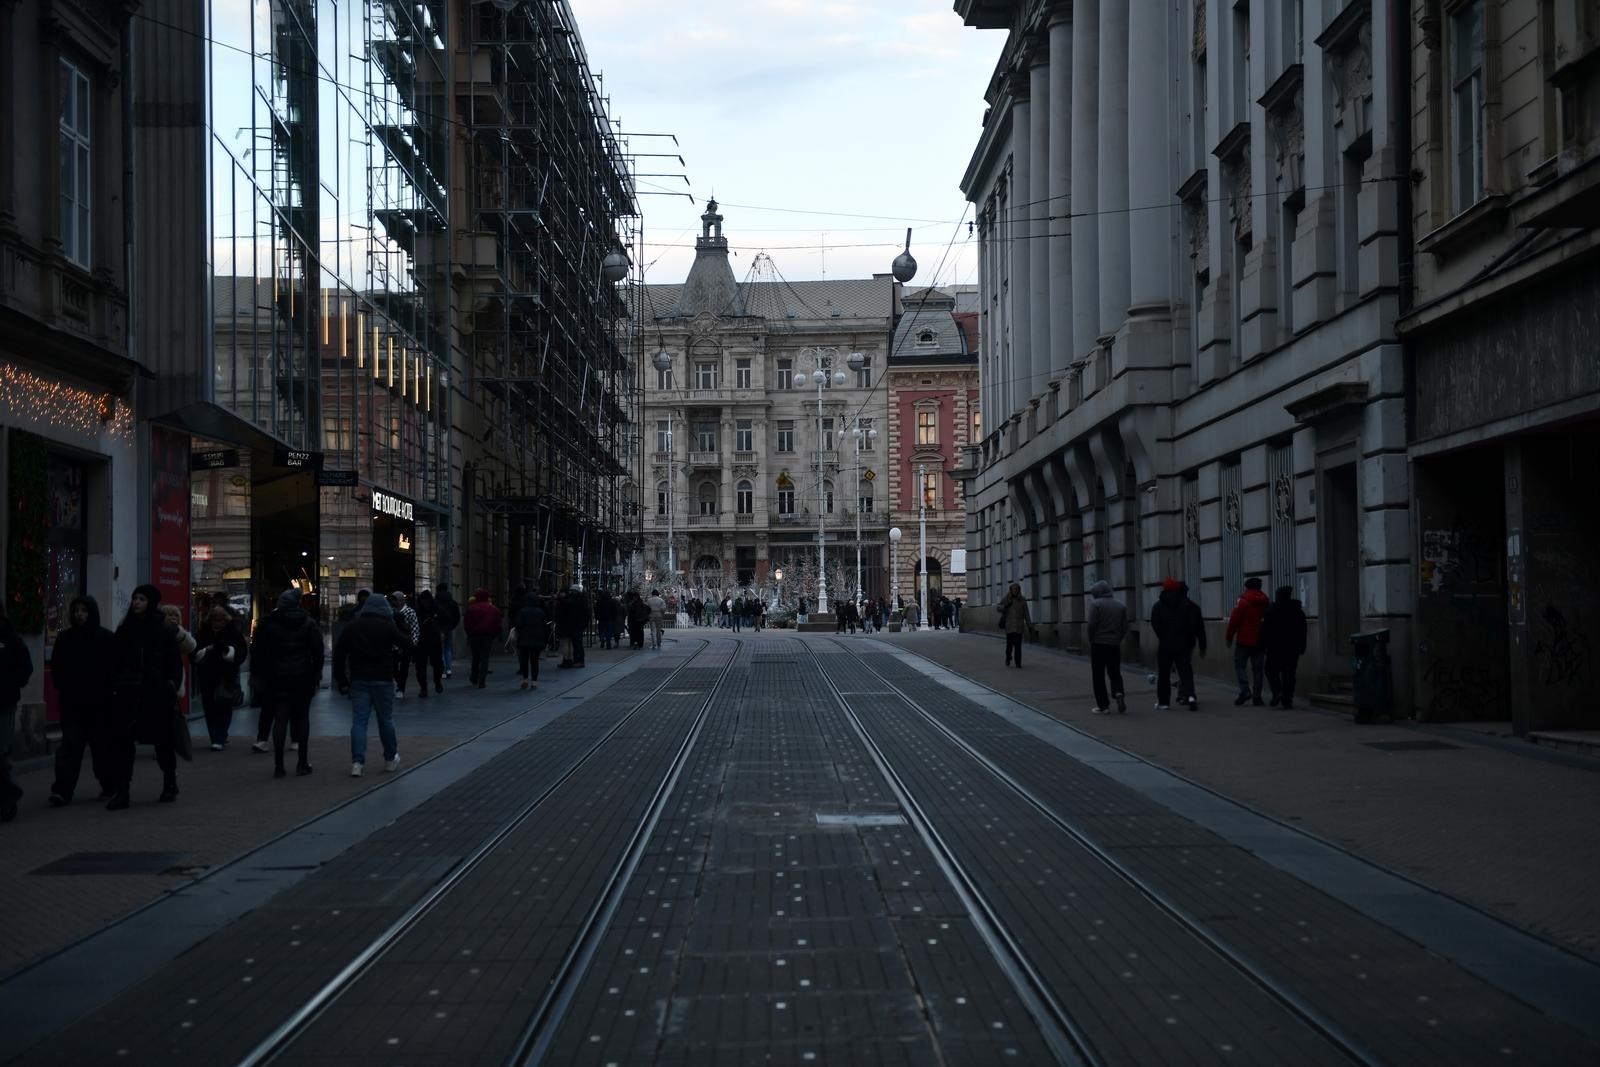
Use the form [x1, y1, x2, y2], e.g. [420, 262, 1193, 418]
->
[0, 361, 133, 441]
[6, 430, 48, 632]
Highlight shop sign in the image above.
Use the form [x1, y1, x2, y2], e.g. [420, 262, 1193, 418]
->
[372, 489, 414, 522]
[396, 532, 413, 552]
[191, 544, 213, 561]
[273, 448, 323, 470]
[190, 449, 239, 471]
[316, 468, 358, 487]
[950, 548, 967, 574]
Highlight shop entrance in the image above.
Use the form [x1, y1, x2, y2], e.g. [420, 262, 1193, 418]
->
[252, 469, 319, 625]
[371, 489, 417, 596]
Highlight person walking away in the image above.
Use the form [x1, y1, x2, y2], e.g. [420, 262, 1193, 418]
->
[1260, 586, 1309, 708]
[462, 588, 502, 688]
[997, 582, 1032, 667]
[1225, 577, 1271, 706]
[647, 589, 668, 650]
[333, 593, 411, 776]
[1086, 580, 1130, 714]
[513, 595, 548, 689]
[594, 589, 617, 650]
[388, 592, 421, 699]
[626, 592, 649, 649]
[251, 589, 324, 778]
[0, 607, 35, 823]
[556, 585, 590, 668]
[192, 603, 248, 749]
[435, 583, 461, 678]
[411, 590, 446, 697]
[47, 596, 116, 806]
[1150, 579, 1206, 710]
[106, 585, 183, 809]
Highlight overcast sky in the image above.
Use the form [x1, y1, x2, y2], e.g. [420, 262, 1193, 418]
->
[574, 0, 1007, 288]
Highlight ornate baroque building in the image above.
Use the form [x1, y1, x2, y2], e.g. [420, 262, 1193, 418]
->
[639, 202, 898, 604]
[954, 0, 1411, 704]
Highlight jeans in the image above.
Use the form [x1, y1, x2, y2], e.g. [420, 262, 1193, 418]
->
[1090, 643, 1125, 710]
[731, 613, 742, 633]
[1004, 632, 1023, 665]
[441, 632, 455, 675]
[349, 679, 397, 764]
[597, 619, 615, 649]
[270, 692, 311, 766]
[200, 686, 234, 745]
[1156, 649, 1196, 706]
[468, 635, 493, 685]
[518, 646, 541, 682]
[1266, 653, 1300, 705]
[651, 619, 663, 649]
[1233, 644, 1265, 698]
[51, 696, 110, 801]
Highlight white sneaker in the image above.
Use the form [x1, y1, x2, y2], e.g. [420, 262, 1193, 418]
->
[209, 742, 225, 752]
[394, 690, 404, 701]
[1155, 703, 1170, 710]
[289, 741, 299, 751]
[350, 762, 364, 777]
[251, 741, 269, 753]
[384, 754, 401, 773]
[1090, 707, 1109, 715]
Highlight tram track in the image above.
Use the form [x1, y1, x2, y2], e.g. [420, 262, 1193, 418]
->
[237, 637, 742, 1067]
[813, 637, 1383, 1067]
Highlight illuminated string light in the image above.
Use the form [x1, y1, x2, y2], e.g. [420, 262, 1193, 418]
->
[401, 345, 408, 396]
[386, 336, 394, 387]
[371, 321, 379, 378]
[0, 360, 134, 440]
[321, 287, 329, 346]
[357, 311, 365, 368]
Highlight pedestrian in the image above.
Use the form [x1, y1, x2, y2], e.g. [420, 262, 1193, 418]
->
[1225, 577, 1271, 706]
[512, 594, 547, 689]
[106, 584, 183, 809]
[1150, 578, 1206, 710]
[332, 592, 411, 776]
[1261, 585, 1308, 708]
[594, 589, 617, 649]
[556, 585, 590, 667]
[157, 604, 198, 658]
[192, 602, 248, 749]
[251, 588, 324, 778]
[626, 591, 650, 649]
[47, 596, 116, 806]
[412, 590, 446, 697]
[647, 588, 668, 650]
[0, 606, 35, 823]
[997, 581, 1032, 667]
[953, 597, 962, 628]
[389, 592, 421, 699]
[462, 588, 502, 688]
[435, 583, 462, 679]
[1086, 580, 1130, 714]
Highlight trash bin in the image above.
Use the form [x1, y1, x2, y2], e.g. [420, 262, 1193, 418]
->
[1349, 629, 1393, 724]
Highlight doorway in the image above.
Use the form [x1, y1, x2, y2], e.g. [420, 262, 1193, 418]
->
[1322, 463, 1360, 669]
[915, 556, 944, 600]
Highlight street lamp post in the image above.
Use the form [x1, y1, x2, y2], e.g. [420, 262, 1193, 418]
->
[843, 351, 874, 607]
[772, 567, 783, 611]
[792, 351, 847, 611]
[918, 461, 930, 631]
[652, 350, 677, 597]
[889, 526, 902, 619]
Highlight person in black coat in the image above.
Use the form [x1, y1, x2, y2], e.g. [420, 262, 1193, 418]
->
[192, 603, 249, 750]
[1149, 579, 1207, 710]
[556, 586, 590, 668]
[625, 592, 650, 649]
[411, 590, 445, 697]
[250, 588, 325, 777]
[0, 606, 36, 823]
[107, 584, 183, 809]
[512, 596, 548, 689]
[1260, 585, 1309, 708]
[48, 596, 117, 805]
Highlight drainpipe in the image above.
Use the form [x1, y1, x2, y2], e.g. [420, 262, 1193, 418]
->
[1390, 0, 1417, 444]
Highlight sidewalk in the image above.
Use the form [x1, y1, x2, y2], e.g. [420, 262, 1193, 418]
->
[0, 643, 637, 978]
[868, 628, 1600, 962]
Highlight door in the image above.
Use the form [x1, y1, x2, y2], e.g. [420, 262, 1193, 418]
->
[1323, 464, 1361, 668]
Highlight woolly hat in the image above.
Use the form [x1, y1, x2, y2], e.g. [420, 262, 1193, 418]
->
[131, 583, 162, 607]
[1162, 577, 1180, 592]
[277, 588, 302, 609]
[1244, 577, 1263, 590]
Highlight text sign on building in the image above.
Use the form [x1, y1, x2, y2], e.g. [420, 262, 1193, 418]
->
[397, 532, 413, 552]
[273, 449, 323, 470]
[190, 449, 239, 471]
[191, 544, 214, 561]
[950, 548, 967, 574]
[372, 489, 414, 522]
[316, 468, 358, 487]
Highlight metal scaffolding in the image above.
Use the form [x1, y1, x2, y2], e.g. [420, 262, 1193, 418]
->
[457, 0, 641, 591]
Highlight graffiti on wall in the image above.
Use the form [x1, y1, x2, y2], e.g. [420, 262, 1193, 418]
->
[1533, 604, 1593, 688]
[1419, 515, 1499, 595]
[1421, 655, 1509, 720]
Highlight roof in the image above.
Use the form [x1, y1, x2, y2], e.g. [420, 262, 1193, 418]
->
[888, 304, 974, 365]
[641, 276, 896, 324]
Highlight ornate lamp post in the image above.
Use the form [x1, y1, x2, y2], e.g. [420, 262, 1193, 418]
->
[848, 414, 876, 604]
[889, 526, 902, 616]
[918, 461, 931, 631]
[792, 351, 847, 610]
[651, 350, 676, 595]
[772, 567, 783, 611]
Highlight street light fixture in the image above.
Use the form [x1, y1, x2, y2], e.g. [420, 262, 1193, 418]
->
[888, 526, 902, 619]
[772, 567, 783, 611]
[793, 351, 847, 611]
[918, 462, 931, 631]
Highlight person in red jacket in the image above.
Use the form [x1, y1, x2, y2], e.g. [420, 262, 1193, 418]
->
[461, 588, 503, 689]
[1225, 577, 1271, 706]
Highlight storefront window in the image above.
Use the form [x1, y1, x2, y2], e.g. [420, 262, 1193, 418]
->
[44, 456, 87, 648]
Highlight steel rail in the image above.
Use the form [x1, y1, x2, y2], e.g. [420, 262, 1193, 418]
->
[508, 639, 744, 1065]
[829, 639, 1386, 1067]
[235, 639, 718, 1067]
[802, 641, 1098, 1067]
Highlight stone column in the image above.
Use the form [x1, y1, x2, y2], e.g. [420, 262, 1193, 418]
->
[1047, 12, 1074, 379]
[1127, 0, 1171, 316]
[1029, 53, 1052, 398]
[720, 412, 735, 518]
[1070, 0, 1100, 361]
[1096, 0, 1130, 340]
[1009, 84, 1033, 416]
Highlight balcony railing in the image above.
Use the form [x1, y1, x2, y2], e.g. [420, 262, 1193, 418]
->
[687, 450, 720, 467]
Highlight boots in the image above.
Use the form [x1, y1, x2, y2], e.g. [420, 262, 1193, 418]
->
[159, 772, 179, 803]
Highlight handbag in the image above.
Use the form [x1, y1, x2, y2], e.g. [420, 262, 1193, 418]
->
[216, 675, 245, 709]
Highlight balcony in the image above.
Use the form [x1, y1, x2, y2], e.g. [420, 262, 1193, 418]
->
[735, 513, 754, 525]
[687, 450, 721, 468]
[733, 451, 756, 465]
[686, 514, 719, 526]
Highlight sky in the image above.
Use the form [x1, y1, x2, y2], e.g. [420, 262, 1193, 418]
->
[572, 0, 1008, 288]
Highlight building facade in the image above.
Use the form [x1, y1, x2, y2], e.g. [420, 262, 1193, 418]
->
[1403, 0, 1600, 734]
[0, 0, 141, 748]
[887, 287, 981, 610]
[954, 0, 1411, 703]
[639, 203, 896, 608]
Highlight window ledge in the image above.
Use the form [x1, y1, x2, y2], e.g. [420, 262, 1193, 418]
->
[1415, 194, 1509, 259]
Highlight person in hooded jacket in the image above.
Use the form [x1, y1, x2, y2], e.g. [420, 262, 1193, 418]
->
[192, 603, 249, 750]
[462, 588, 503, 688]
[410, 590, 445, 698]
[1086, 580, 1130, 714]
[1260, 586, 1309, 708]
[1225, 577, 1271, 706]
[0, 606, 36, 823]
[556, 586, 590, 668]
[333, 593, 411, 776]
[625, 592, 650, 649]
[997, 582, 1032, 667]
[388, 592, 421, 699]
[251, 588, 325, 778]
[107, 584, 183, 808]
[1150, 579, 1207, 710]
[47, 596, 117, 806]
[512, 595, 548, 689]
[434, 583, 462, 679]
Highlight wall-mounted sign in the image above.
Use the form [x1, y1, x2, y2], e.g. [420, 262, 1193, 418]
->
[316, 468, 358, 487]
[190, 449, 239, 471]
[396, 532, 413, 552]
[949, 548, 967, 574]
[372, 489, 414, 522]
[191, 544, 214, 561]
[273, 449, 324, 470]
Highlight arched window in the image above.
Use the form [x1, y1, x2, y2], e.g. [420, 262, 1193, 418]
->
[822, 479, 835, 514]
[736, 480, 753, 515]
[656, 481, 669, 515]
[857, 476, 874, 514]
[697, 481, 717, 515]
